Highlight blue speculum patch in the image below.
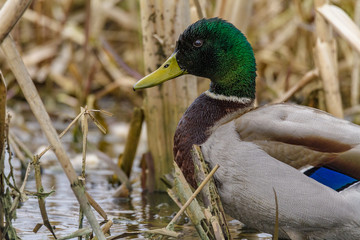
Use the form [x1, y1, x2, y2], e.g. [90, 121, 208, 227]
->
[304, 167, 359, 191]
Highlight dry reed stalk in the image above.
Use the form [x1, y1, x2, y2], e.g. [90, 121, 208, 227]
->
[96, 149, 129, 183]
[85, 192, 107, 220]
[0, 71, 6, 239]
[101, 219, 113, 234]
[0, 0, 32, 44]
[140, 0, 198, 191]
[59, 107, 107, 232]
[168, 164, 219, 230]
[77, 107, 109, 234]
[22, 5, 139, 101]
[78, 106, 89, 239]
[101, 38, 143, 80]
[10, 162, 31, 214]
[1, 35, 105, 240]
[23, 9, 85, 45]
[89, 0, 106, 41]
[216, 0, 253, 33]
[0, 1, 30, 238]
[213, 0, 223, 17]
[22, 40, 59, 67]
[167, 188, 183, 209]
[314, 0, 343, 118]
[79, 107, 111, 233]
[32, 155, 57, 238]
[80, 107, 89, 179]
[266, 17, 299, 51]
[48, 42, 75, 94]
[36, 107, 109, 161]
[119, 107, 144, 177]
[147, 229, 180, 238]
[102, 4, 138, 30]
[37, 110, 85, 158]
[86, 111, 107, 134]
[317, 4, 360, 55]
[352, 0, 360, 107]
[94, 82, 120, 100]
[7, 134, 27, 167]
[140, 163, 221, 239]
[193, 0, 206, 19]
[81, 0, 93, 108]
[192, 145, 230, 240]
[0, 72, 5, 160]
[274, 69, 319, 103]
[203, 209, 224, 240]
[95, 45, 136, 91]
[89, 220, 113, 240]
[57, 228, 93, 240]
[171, 162, 211, 239]
[9, 127, 55, 237]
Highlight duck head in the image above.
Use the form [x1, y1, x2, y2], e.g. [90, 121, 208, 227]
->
[134, 18, 257, 99]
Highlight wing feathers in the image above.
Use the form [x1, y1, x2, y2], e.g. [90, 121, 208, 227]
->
[235, 104, 360, 179]
[253, 140, 338, 168]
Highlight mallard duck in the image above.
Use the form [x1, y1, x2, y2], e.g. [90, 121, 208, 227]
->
[134, 18, 360, 240]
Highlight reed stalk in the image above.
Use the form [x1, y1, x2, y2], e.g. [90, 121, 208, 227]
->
[193, 0, 206, 19]
[314, 0, 343, 118]
[0, 0, 32, 44]
[8, 134, 27, 167]
[0, 72, 5, 166]
[33, 155, 57, 238]
[0, 71, 6, 239]
[1, 34, 106, 239]
[192, 145, 231, 240]
[119, 107, 144, 177]
[275, 69, 319, 103]
[168, 164, 219, 230]
[352, 0, 360, 107]
[171, 162, 211, 239]
[215, 0, 253, 33]
[0, 1, 30, 238]
[78, 106, 89, 240]
[317, 5, 360, 55]
[140, 0, 197, 191]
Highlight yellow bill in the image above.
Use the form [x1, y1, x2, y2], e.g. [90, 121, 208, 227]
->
[133, 52, 186, 90]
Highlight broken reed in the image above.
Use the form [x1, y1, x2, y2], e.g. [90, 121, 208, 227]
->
[0, 0, 106, 235]
[5, 105, 116, 239]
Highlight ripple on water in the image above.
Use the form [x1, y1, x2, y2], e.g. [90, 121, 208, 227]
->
[11, 131, 270, 240]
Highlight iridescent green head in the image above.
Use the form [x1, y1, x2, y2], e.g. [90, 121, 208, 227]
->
[134, 18, 257, 99]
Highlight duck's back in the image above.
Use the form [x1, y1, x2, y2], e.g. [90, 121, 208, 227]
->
[235, 104, 360, 180]
[201, 103, 360, 239]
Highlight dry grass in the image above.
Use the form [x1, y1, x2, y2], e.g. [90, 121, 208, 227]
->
[1, 0, 359, 116]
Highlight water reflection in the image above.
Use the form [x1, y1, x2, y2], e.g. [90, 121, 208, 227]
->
[13, 166, 271, 239]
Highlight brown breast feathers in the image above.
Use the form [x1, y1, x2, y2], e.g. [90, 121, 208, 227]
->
[173, 93, 253, 188]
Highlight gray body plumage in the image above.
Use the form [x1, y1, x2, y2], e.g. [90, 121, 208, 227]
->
[201, 103, 360, 239]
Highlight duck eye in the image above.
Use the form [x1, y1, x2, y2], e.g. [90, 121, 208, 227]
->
[193, 39, 203, 48]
